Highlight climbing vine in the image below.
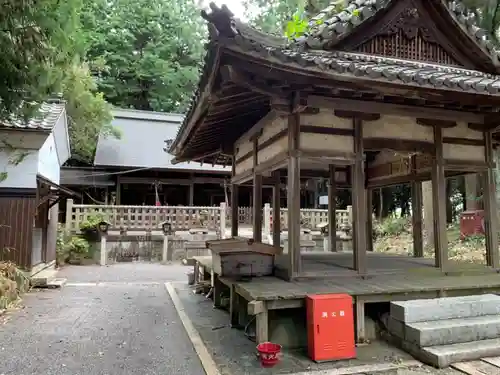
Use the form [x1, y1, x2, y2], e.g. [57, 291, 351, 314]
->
[0, 140, 31, 183]
[284, 0, 354, 40]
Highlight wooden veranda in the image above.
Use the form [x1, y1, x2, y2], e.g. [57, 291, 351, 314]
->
[170, 0, 500, 345]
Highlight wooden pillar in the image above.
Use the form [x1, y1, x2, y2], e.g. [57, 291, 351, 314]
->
[287, 110, 301, 279]
[231, 161, 239, 238]
[366, 189, 373, 252]
[431, 126, 448, 270]
[116, 176, 121, 205]
[328, 165, 337, 252]
[482, 131, 499, 268]
[411, 180, 424, 257]
[352, 118, 367, 274]
[252, 139, 263, 242]
[272, 172, 281, 247]
[188, 183, 194, 206]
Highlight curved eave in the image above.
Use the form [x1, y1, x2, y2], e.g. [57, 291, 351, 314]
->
[169, 42, 222, 156]
[222, 36, 500, 98]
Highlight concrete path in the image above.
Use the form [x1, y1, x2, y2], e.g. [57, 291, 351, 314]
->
[0, 263, 205, 375]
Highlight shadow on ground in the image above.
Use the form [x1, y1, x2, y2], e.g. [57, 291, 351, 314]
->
[174, 283, 460, 375]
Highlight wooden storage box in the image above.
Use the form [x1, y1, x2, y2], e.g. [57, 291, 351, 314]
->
[206, 238, 282, 278]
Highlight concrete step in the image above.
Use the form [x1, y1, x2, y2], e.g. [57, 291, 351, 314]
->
[405, 315, 500, 347]
[390, 294, 500, 323]
[31, 268, 58, 287]
[419, 338, 500, 368]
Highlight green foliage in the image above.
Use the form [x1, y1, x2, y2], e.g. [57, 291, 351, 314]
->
[56, 225, 91, 265]
[62, 63, 118, 163]
[79, 213, 105, 231]
[80, 0, 206, 112]
[0, 0, 83, 120]
[374, 216, 411, 238]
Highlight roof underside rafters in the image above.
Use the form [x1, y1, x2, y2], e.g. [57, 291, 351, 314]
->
[170, 1, 500, 165]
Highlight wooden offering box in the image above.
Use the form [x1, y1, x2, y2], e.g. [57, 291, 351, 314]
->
[206, 237, 283, 278]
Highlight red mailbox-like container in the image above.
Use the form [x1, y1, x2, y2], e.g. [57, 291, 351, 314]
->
[460, 210, 485, 240]
[306, 293, 356, 362]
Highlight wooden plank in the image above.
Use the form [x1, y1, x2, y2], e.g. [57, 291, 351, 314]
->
[411, 179, 424, 257]
[452, 360, 500, 374]
[272, 171, 281, 247]
[482, 357, 500, 368]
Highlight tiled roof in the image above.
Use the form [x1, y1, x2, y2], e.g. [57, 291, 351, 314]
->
[0, 102, 65, 131]
[293, 0, 500, 67]
[228, 29, 500, 95]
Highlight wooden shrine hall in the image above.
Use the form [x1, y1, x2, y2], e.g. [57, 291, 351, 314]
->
[169, 0, 500, 344]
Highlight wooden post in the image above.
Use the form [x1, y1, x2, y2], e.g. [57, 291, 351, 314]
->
[162, 234, 170, 262]
[219, 202, 227, 239]
[431, 126, 448, 270]
[263, 203, 271, 240]
[253, 139, 263, 242]
[272, 173, 281, 247]
[116, 176, 121, 205]
[287, 110, 301, 279]
[328, 165, 337, 252]
[411, 180, 424, 257]
[100, 233, 107, 266]
[188, 183, 194, 206]
[65, 198, 74, 232]
[231, 159, 239, 238]
[352, 118, 367, 274]
[482, 131, 499, 268]
[366, 189, 373, 252]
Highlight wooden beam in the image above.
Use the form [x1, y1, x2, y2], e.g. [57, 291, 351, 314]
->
[272, 171, 281, 247]
[482, 131, 499, 268]
[363, 138, 435, 154]
[119, 176, 229, 185]
[416, 118, 457, 128]
[231, 159, 239, 238]
[366, 189, 374, 252]
[411, 181, 424, 257]
[334, 110, 380, 121]
[287, 95, 302, 279]
[252, 139, 263, 243]
[235, 110, 279, 146]
[352, 118, 367, 274]
[220, 65, 287, 98]
[328, 165, 337, 252]
[431, 125, 448, 270]
[308, 95, 485, 123]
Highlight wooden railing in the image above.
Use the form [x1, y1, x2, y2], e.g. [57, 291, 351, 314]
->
[65, 199, 352, 233]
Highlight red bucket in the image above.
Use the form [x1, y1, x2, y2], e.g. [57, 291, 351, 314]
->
[256, 342, 282, 368]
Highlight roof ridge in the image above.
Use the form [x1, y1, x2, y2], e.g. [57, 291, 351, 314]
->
[291, 0, 500, 69]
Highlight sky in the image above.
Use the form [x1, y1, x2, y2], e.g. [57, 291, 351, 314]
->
[201, 0, 249, 21]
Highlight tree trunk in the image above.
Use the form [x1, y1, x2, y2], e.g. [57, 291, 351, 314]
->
[422, 180, 434, 249]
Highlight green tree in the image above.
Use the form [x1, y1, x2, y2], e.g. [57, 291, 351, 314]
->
[243, 0, 330, 36]
[0, 0, 82, 120]
[62, 63, 119, 163]
[81, 0, 206, 112]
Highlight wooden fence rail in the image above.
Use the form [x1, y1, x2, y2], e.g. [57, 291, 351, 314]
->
[65, 199, 352, 234]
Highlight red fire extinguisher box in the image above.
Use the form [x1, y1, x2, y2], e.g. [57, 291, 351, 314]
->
[306, 293, 356, 362]
[459, 210, 485, 240]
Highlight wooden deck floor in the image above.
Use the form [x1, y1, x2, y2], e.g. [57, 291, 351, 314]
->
[194, 252, 500, 303]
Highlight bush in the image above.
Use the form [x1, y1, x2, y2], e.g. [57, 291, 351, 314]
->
[56, 225, 90, 266]
[0, 261, 30, 308]
[374, 216, 411, 238]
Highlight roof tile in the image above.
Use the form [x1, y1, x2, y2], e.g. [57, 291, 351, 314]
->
[0, 102, 65, 131]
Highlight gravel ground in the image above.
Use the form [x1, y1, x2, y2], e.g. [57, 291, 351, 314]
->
[0, 262, 204, 375]
[174, 282, 462, 375]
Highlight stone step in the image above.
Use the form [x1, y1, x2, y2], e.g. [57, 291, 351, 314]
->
[418, 338, 500, 368]
[390, 294, 500, 323]
[31, 268, 58, 287]
[405, 315, 500, 347]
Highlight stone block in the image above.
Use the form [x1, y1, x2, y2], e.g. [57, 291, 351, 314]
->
[420, 338, 500, 368]
[405, 315, 500, 347]
[390, 294, 500, 323]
